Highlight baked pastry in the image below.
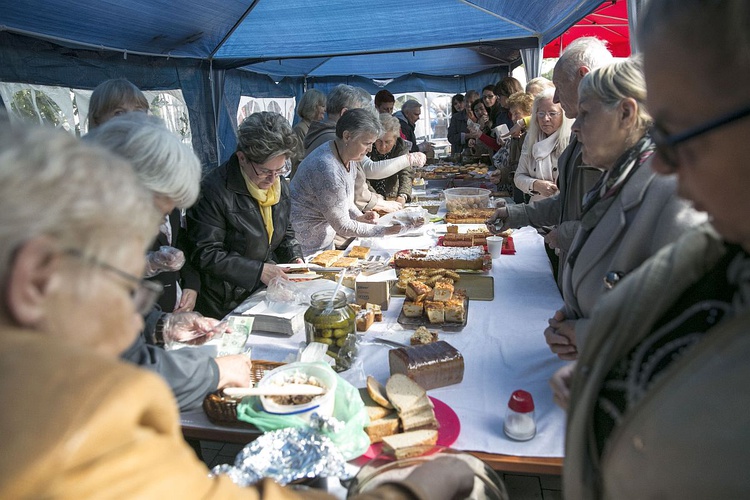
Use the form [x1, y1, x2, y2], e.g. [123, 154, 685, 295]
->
[402, 300, 424, 318]
[405, 280, 432, 301]
[310, 249, 344, 267]
[424, 301, 445, 323]
[445, 208, 496, 224]
[347, 246, 371, 259]
[331, 257, 359, 268]
[366, 302, 383, 322]
[433, 281, 454, 302]
[356, 309, 375, 331]
[394, 247, 487, 270]
[389, 341, 465, 390]
[444, 297, 466, 324]
[410, 326, 438, 345]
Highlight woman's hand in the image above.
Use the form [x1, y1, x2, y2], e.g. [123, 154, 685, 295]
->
[356, 211, 379, 224]
[549, 361, 577, 410]
[215, 354, 254, 389]
[395, 195, 407, 207]
[544, 228, 560, 250]
[544, 309, 578, 360]
[532, 180, 559, 197]
[376, 200, 403, 213]
[173, 288, 197, 312]
[260, 262, 290, 286]
[407, 152, 427, 167]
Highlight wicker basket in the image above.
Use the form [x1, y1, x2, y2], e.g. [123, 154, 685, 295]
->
[202, 360, 286, 426]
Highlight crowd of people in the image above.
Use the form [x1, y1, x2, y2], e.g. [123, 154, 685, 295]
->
[2, 0, 749, 496]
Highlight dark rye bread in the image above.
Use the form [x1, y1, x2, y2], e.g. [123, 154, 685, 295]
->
[388, 341, 465, 390]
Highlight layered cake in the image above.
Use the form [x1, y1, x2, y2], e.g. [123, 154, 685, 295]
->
[445, 208, 496, 224]
[394, 246, 487, 270]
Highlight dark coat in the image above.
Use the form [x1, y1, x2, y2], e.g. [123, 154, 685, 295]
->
[447, 109, 468, 154]
[186, 154, 303, 318]
[147, 209, 201, 312]
[367, 137, 413, 202]
[395, 111, 419, 152]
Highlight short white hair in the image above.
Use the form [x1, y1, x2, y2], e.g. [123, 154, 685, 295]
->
[0, 124, 158, 284]
[84, 112, 202, 209]
[557, 37, 614, 80]
[379, 112, 401, 137]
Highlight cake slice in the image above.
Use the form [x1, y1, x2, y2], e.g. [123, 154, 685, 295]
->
[405, 280, 432, 301]
[309, 249, 344, 267]
[424, 300, 445, 324]
[401, 300, 424, 318]
[365, 303, 383, 322]
[331, 257, 359, 268]
[433, 281, 454, 302]
[347, 246, 371, 259]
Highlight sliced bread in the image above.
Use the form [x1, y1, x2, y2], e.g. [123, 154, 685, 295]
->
[382, 429, 438, 459]
[365, 413, 400, 444]
[400, 407, 439, 432]
[366, 376, 393, 409]
[385, 373, 427, 413]
[359, 388, 394, 421]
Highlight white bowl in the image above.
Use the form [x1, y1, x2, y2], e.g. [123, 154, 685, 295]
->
[258, 362, 338, 422]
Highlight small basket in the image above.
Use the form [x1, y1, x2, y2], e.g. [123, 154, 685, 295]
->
[202, 360, 286, 426]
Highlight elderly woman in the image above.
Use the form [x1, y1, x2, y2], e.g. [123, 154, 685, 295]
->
[0, 124, 474, 499]
[87, 77, 149, 129]
[552, 1, 750, 497]
[544, 56, 706, 361]
[291, 89, 325, 178]
[188, 112, 304, 319]
[291, 108, 406, 256]
[367, 113, 414, 204]
[513, 88, 572, 203]
[490, 91, 535, 202]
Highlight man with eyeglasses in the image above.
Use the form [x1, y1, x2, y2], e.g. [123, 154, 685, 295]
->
[487, 37, 612, 286]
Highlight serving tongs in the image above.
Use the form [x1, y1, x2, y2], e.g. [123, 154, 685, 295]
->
[222, 384, 326, 398]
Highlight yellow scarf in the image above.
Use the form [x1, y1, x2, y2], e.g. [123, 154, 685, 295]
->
[240, 168, 280, 242]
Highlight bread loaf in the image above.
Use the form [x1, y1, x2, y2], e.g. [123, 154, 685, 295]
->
[389, 341, 465, 390]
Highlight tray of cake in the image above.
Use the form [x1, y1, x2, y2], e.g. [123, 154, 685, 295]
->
[392, 268, 494, 301]
[397, 279, 469, 331]
[393, 246, 491, 272]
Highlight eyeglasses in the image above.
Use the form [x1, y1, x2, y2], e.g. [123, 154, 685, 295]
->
[536, 111, 561, 119]
[249, 158, 292, 178]
[65, 249, 163, 315]
[482, 94, 496, 101]
[650, 105, 750, 167]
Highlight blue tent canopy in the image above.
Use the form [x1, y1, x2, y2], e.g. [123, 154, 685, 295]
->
[0, 0, 607, 166]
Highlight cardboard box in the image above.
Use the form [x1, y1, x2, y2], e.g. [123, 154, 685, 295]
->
[356, 280, 391, 311]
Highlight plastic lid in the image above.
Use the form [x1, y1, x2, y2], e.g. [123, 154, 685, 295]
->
[508, 390, 535, 413]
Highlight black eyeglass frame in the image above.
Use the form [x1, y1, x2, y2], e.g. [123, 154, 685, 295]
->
[651, 105, 750, 166]
[64, 248, 163, 315]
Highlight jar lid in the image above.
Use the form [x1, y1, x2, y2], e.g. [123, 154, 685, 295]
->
[508, 389, 534, 413]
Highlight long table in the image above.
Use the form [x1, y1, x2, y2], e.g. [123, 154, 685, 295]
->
[181, 225, 566, 475]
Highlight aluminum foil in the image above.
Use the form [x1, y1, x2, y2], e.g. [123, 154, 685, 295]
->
[210, 414, 348, 487]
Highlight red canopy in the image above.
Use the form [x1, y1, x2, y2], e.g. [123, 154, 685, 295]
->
[543, 0, 631, 58]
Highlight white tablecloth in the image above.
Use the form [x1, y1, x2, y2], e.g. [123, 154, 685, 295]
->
[242, 225, 567, 459]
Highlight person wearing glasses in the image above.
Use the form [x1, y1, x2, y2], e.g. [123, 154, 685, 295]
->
[86, 113, 255, 412]
[553, 1, 750, 497]
[187, 112, 305, 319]
[513, 88, 572, 203]
[0, 122, 478, 500]
[543, 56, 705, 362]
[480, 85, 501, 127]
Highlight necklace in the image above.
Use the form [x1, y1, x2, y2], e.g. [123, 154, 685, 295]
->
[332, 141, 350, 172]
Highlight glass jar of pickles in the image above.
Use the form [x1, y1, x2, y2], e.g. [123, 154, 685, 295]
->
[304, 290, 356, 370]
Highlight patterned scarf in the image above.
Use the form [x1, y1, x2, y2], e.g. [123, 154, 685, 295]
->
[567, 133, 655, 268]
[240, 168, 280, 243]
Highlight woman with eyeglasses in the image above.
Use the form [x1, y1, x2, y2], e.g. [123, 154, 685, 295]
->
[291, 108, 409, 257]
[0, 123, 476, 500]
[187, 112, 305, 319]
[544, 56, 705, 362]
[513, 88, 572, 203]
[552, 2, 750, 497]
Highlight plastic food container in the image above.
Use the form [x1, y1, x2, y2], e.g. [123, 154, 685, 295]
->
[258, 362, 338, 422]
[442, 187, 492, 212]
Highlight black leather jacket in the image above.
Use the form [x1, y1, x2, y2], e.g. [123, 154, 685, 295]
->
[186, 154, 303, 318]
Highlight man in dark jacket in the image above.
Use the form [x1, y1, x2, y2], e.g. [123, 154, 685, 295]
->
[394, 99, 434, 155]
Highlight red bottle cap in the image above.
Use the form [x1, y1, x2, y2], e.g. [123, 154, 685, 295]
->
[508, 390, 535, 413]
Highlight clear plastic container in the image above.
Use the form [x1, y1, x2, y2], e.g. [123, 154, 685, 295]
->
[443, 187, 492, 212]
[258, 362, 338, 422]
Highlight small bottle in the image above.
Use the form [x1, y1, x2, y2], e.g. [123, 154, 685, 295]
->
[504, 389, 536, 441]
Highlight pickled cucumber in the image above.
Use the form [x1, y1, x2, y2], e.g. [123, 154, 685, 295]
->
[332, 328, 348, 338]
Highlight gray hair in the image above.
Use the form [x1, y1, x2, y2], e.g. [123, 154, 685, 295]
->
[401, 99, 422, 114]
[378, 112, 401, 137]
[526, 77, 555, 96]
[336, 108, 382, 140]
[237, 111, 301, 164]
[296, 89, 326, 121]
[87, 78, 149, 129]
[525, 88, 572, 157]
[638, 0, 750, 81]
[0, 125, 158, 284]
[84, 112, 202, 209]
[326, 84, 372, 115]
[557, 37, 614, 81]
[579, 56, 652, 132]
